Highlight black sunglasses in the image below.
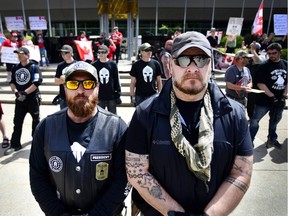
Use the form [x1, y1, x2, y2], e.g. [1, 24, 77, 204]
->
[97, 51, 107, 54]
[174, 55, 210, 68]
[61, 52, 70, 55]
[143, 49, 152, 52]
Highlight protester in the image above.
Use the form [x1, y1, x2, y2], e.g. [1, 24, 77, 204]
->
[54, 45, 77, 109]
[249, 43, 287, 148]
[159, 39, 173, 79]
[110, 26, 123, 64]
[5, 47, 42, 155]
[129, 42, 162, 106]
[35, 30, 49, 67]
[172, 28, 182, 39]
[225, 50, 253, 106]
[1, 31, 21, 82]
[246, 41, 267, 119]
[225, 34, 237, 53]
[97, 32, 116, 60]
[30, 61, 129, 215]
[0, 102, 10, 148]
[92, 45, 121, 114]
[76, 31, 89, 41]
[125, 31, 253, 215]
[207, 27, 218, 48]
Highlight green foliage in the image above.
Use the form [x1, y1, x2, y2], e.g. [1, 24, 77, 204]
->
[281, 49, 287, 60]
[220, 35, 243, 53]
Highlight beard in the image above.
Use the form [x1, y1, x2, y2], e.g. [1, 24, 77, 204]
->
[173, 74, 208, 95]
[66, 93, 98, 118]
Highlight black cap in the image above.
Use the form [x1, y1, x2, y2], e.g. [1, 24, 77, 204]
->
[172, 31, 212, 58]
[14, 47, 30, 55]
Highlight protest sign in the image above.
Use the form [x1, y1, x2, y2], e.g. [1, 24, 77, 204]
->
[274, 14, 288, 36]
[29, 16, 47, 30]
[226, 17, 244, 36]
[212, 48, 235, 73]
[5, 16, 25, 31]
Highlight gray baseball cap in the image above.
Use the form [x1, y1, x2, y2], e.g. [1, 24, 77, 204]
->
[64, 61, 98, 82]
[172, 31, 212, 58]
[139, 42, 153, 51]
[235, 50, 254, 59]
[59, 45, 73, 52]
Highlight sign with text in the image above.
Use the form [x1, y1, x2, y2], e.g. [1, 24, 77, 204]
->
[29, 16, 47, 30]
[1, 45, 41, 64]
[0, 46, 18, 64]
[274, 14, 288, 36]
[5, 16, 25, 31]
[226, 17, 244, 36]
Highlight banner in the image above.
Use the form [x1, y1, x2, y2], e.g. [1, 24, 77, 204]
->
[74, 40, 94, 61]
[212, 49, 235, 73]
[274, 14, 288, 36]
[29, 16, 47, 30]
[5, 16, 25, 31]
[226, 17, 244, 36]
[252, 0, 264, 35]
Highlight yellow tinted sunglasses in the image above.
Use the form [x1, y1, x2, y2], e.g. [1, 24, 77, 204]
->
[66, 80, 97, 90]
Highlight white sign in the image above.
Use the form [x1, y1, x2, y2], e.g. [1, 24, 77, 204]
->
[212, 49, 235, 73]
[5, 16, 25, 31]
[29, 16, 47, 30]
[226, 17, 244, 36]
[0, 45, 41, 64]
[0, 46, 19, 64]
[274, 14, 288, 36]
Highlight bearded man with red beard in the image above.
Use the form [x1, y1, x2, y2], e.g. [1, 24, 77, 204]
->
[29, 61, 129, 216]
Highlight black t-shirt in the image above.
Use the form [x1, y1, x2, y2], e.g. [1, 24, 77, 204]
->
[254, 59, 287, 106]
[129, 59, 162, 97]
[207, 35, 218, 48]
[55, 60, 77, 99]
[92, 60, 121, 100]
[66, 112, 97, 148]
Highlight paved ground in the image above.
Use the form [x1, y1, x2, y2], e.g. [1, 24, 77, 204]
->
[0, 94, 287, 215]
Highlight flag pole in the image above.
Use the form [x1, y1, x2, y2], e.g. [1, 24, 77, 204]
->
[267, 0, 274, 35]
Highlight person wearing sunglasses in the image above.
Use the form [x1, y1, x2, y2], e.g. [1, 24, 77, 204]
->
[225, 50, 253, 106]
[5, 47, 43, 155]
[129, 42, 163, 106]
[54, 45, 77, 109]
[249, 42, 287, 149]
[92, 45, 121, 114]
[30, 61, 129, 215]
[125, 31, 253, 216]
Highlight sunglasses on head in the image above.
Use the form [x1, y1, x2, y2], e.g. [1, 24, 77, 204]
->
[174, 55, 210, 68]
[97, 51, 107, 54]
[66, 80, 97, 90]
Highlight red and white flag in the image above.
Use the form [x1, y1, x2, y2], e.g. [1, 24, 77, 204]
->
[252, 0, 264, 35]
[74, 40, 94, 61]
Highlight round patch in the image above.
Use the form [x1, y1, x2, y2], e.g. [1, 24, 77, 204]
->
[49, 156, 63, 172]
[15, 68, 31, 85]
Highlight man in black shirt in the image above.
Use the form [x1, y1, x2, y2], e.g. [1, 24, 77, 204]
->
[30, 61, 129, 215]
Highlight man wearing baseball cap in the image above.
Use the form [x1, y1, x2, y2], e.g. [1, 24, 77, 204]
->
[129, 42, 162, 106]
[30, 61, 129, 215]
[5, 46, 42, 155]
[54, 44, 77, 109]
[125, 31, 253, 215]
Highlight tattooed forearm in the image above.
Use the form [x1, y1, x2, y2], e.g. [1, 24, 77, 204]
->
[238, 156, 253, 165]
[225, 176, 249, 193]
[126, 152, 166, 201]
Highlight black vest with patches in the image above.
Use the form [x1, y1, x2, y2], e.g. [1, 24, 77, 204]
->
[44, 109, 121, 214]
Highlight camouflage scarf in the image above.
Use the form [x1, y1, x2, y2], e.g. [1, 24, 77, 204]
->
[170, 90, 214, 190]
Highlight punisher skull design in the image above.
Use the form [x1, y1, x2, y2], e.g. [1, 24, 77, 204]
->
[99, 68, 110, 84]
[142, 65, 153, 83]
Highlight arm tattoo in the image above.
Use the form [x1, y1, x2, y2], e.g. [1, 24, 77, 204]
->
[225, 176, 249, 193]
[126, 153, 166, 201]
[233, 157, 253, 177]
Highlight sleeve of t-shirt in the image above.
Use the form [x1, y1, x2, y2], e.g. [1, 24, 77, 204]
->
[254, 63, 266, 84]
[125, 108, 149, 154]
[129, 63, 137, 77]
[154, 60, 163, 77]
[55, 64, 62, 78]
[224, 66, 237, 83]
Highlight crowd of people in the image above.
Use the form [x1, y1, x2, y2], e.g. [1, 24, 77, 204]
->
[0, 25, 287, 215]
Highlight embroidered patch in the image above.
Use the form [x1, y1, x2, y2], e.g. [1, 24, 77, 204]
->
[90, 154, 112, 161]
[49, 156, 63, 173]
[96, 162, 109, 180]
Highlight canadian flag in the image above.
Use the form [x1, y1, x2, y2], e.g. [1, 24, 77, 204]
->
[74, 40, 94, 61]
[252, 0, 264, 35]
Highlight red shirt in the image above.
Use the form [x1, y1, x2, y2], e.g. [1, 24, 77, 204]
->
[110, 32, 123, 45]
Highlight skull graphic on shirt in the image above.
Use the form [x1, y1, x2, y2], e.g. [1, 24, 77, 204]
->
[99, 68, 110, 84]
[142, 65, 153, 82]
